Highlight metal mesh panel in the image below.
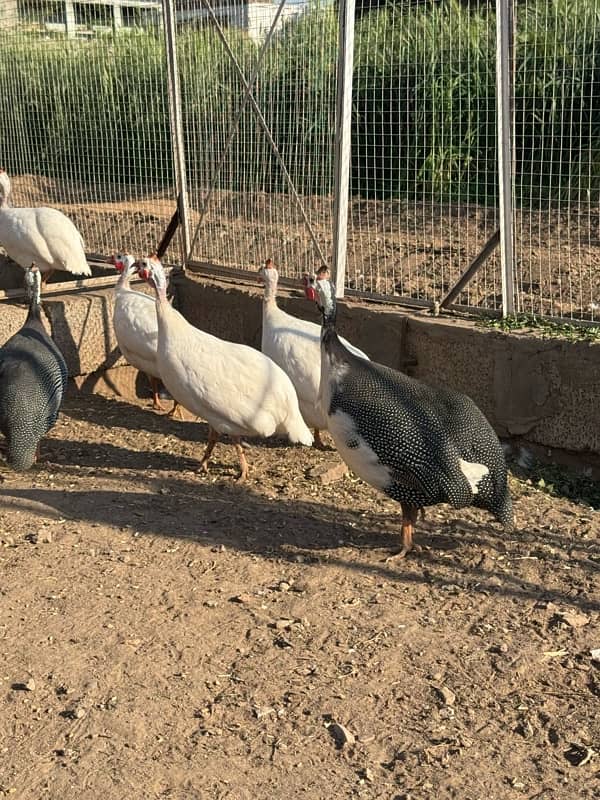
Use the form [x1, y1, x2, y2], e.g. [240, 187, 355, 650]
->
[0, 0, 177, 281]
[514, 0, 600, 321]
[179, 0, 337, 282]
[349, 0, 501, 308]
[0, 1, 597, 322]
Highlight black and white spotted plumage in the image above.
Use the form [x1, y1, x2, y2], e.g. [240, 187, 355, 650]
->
[316, 280, 513, 531]
[0, 267, 67, 470]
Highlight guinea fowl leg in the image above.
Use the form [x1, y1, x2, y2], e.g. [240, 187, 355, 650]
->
[386, 503, 420, 561]
[313, 428, 327, 450]
[149, 376, 166, 412]
[168, 401, 185, 420]
[199, 427, 219, 473]
[233, 436, 249, 482]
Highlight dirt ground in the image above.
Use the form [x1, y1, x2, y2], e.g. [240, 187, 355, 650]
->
[0, 393, 598, 800]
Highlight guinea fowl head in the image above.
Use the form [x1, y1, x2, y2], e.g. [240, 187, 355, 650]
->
[137, 254, 167, 295]
[258, 258, 278, 301]
[302, 273, 317, 302]
[0, 168, 11, 208]
[314, 278, 337, 326]
[112, 253, 136, 275]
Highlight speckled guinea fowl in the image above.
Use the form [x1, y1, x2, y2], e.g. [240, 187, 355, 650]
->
[313, 279, 513, 558]
[0, 266, 67, 469]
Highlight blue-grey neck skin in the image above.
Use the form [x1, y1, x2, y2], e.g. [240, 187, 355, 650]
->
[25, 268, 42, 323]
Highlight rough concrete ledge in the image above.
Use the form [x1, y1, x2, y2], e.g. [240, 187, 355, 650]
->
[171, 273, 600, 461]
[1, 273, 599, 463]
[0, 282, 154, 376]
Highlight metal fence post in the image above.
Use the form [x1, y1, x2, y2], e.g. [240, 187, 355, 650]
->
[496, 0, 515, 316]
[162, 0, 191, 267]
[332, 0, 355, 299]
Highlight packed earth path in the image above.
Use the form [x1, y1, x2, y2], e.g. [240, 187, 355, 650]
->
[0, 394, 598, 800]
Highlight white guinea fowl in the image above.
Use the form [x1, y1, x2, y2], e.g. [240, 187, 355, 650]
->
[0, 169, 90, 283]
[259, 261, 369, 449]
[112, 253, 165, 411]
[138, 256, 313, 480]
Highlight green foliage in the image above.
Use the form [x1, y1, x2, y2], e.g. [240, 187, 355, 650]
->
[0, 0, 599, 204]
[479, 313, 600, 342]
[0, 31, 172, 188]
[513, 458, 600, 510]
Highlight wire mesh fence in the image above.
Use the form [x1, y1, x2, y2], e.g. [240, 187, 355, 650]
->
[178, 0, 337, 282]
[514, 0, 600, 320]
[349, 0, 502, 310]
[0, 0, 598, 321]
[0, 0, 180, 284]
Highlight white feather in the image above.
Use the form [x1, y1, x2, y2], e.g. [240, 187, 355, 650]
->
[0, 171, 90, 278]
[458, 458, 489, 494]
[155, 292, 313, 446]
[113, 283, 159, 379]
[328, 409, 392, 490]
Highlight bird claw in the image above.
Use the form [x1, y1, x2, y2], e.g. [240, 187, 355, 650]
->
[384, 547, 410, 562]
[168, 403, 186, 421]
[312, 430, 330, 450]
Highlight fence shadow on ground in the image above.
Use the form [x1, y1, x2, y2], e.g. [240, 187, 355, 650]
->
[60, 392, 326, 452]
[1, 443, 598, 615]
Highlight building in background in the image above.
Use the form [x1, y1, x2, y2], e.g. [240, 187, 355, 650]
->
[2, 1, 309, 39]
[177, 0, 309, 42]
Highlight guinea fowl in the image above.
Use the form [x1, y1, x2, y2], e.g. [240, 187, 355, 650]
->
[310, 279, 513, 558]
[0, 169, 90, 284]
[0, 266, 67, 469]
[259, 259, 368, 449]
[112, 253, 169, 412]
[138, 256, 313, 480]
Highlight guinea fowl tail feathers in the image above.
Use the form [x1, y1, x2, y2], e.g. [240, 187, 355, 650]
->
[7, 442, 37, 471]
[496, 488, 514, 531]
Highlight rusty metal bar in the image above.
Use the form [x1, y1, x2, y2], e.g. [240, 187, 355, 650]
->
[439, 229, 500, 310]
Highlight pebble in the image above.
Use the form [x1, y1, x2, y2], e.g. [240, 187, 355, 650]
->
[327, 721, 356, 748]
[436, 685, 456, 706]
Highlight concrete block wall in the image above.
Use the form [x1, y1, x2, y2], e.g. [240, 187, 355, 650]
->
[1, 273, 599, 463]
[171, 273, 600, 462]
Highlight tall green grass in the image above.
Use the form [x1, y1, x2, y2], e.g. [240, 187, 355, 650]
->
[0, 0, 598, 205]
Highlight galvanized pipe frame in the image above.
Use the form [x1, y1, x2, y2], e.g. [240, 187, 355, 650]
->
[163, 0, 191, 265]
[495, 0, 516, 317]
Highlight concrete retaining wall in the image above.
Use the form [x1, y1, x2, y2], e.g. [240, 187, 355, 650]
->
[1, 272, 599, 464]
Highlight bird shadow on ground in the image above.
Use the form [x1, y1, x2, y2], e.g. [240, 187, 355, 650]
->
[60, 393, 327, 453]
[1, 446, 598, 614]
[60, 393, 202, 442]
